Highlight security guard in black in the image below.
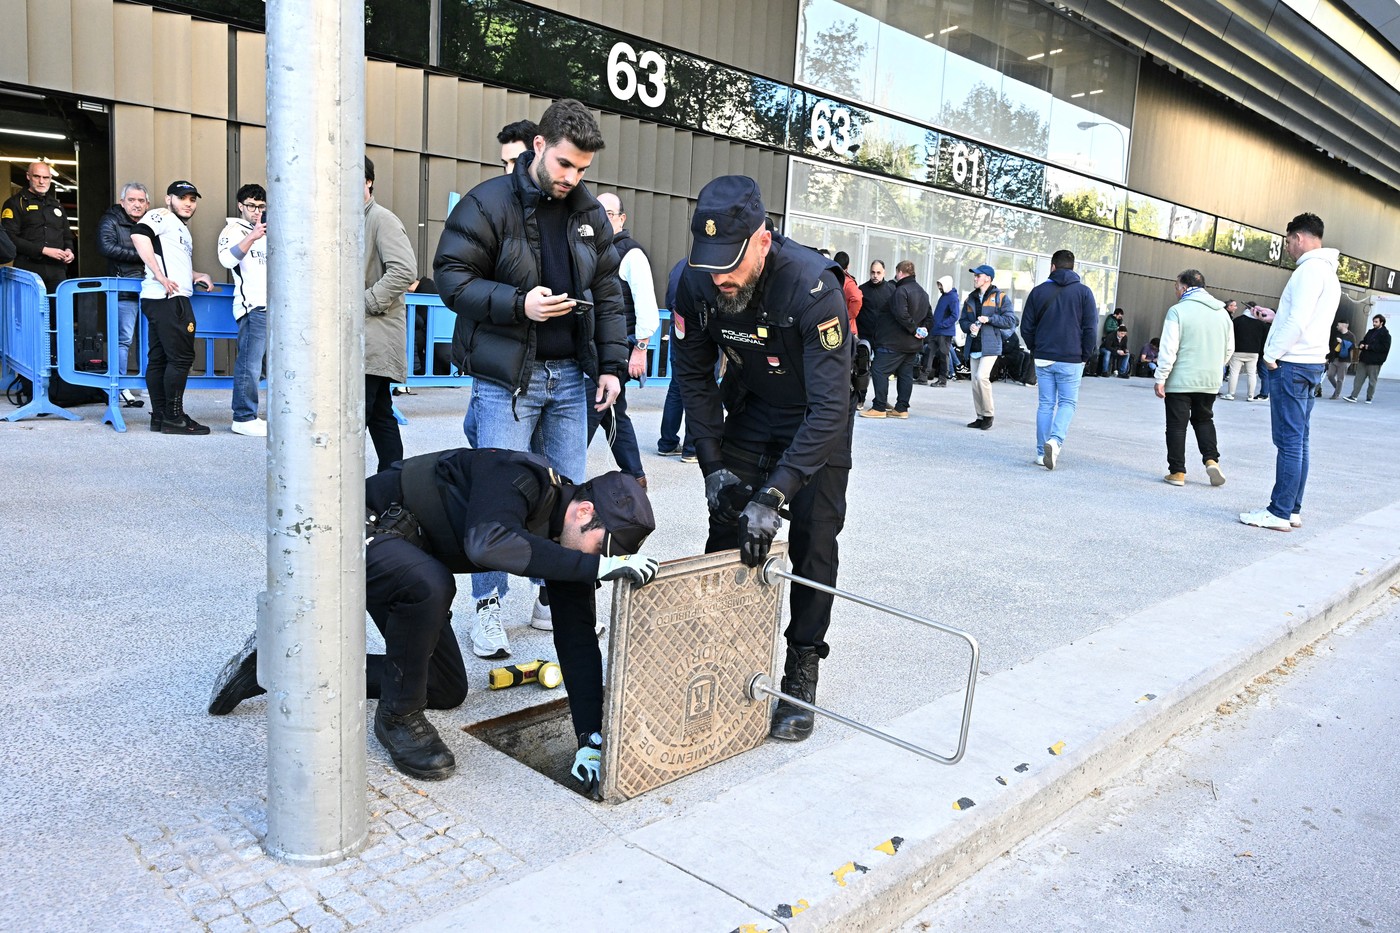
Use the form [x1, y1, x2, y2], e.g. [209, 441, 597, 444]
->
[672, 174, 854, 743]
[1, 162, 75, 292]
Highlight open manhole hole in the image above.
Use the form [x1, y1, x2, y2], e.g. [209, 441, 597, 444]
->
[471, 550, 787, 803]
[465, 698, 581, 790]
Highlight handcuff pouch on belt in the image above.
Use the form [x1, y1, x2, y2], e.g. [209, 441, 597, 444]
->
[366, 503, 425, 549]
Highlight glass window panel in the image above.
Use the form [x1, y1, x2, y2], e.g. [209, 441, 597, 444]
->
[1045, 166, 1125, 230]
[1077, 265, 1118, 319]
[796, 0, 879, 100]
[995, 75, 1051, 158]
[1168, 208, 1216, 250]
[1338, 255, 1371, 286]
[1125, 192, 1175, 239]
[366, 0, 431, 62]
[939, 54, 1005, 142]
[988, 249, 1039, 317]
[1046, 98, 1128, 182]
[987, 150, 1046, 210]
[873, 24, 945, 126]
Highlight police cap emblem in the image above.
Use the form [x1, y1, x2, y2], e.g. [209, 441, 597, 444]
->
[704, 218, 716, 236]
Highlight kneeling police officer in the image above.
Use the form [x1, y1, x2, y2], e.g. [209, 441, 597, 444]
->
[672, 176, 856, 742]
[209, 447, 657, 790]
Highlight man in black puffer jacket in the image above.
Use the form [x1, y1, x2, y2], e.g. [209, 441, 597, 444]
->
[861, 259, 931, 418]
[96, 182, 151, 395]
[433, 98, 629, 661]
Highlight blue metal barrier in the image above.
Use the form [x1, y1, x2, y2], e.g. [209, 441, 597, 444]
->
[1, 267, 79, 423]
[9, 275, 675, 433]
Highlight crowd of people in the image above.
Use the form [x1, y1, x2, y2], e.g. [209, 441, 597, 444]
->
[4, 102, 1385, 800]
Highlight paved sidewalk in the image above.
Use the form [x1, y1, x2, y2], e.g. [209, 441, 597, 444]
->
[2, 374, 1397, 931]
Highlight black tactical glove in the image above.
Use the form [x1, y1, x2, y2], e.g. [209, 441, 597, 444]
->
[737, 488, 784, 567]
[704, 468, 750, 524]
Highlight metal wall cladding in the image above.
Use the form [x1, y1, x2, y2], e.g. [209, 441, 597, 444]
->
[1128, 63, 1400, 271]
[603, 545, 787, 803]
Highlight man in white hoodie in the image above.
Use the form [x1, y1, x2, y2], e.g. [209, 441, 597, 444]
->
[217, 183, 268, 436]
[1240, 213, 1340, 532]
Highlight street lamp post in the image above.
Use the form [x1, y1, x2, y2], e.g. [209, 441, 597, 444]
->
[1077, 120, 1128, 181]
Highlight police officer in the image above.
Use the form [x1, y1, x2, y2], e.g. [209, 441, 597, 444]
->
[672, 175, 855, 742]
[208, 448, 658, 791]
[1, 162, 75, 293]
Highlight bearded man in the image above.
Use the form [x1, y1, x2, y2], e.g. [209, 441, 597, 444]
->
[671, 175, 856, 743]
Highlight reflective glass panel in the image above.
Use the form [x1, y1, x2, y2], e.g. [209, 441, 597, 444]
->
[873, 23, 946, 126]
[1125, 192, 1175, 239]
[796, 0, 879, 100]
[1168, 208, 1216, 250]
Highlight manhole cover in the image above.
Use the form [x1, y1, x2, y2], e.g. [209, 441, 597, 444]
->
[602, 545, 786, 802]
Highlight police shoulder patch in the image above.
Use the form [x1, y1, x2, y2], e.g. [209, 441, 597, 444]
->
[818, 316, 843, 350]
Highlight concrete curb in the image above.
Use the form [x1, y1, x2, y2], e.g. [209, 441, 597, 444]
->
[790, 504, 1400, 932]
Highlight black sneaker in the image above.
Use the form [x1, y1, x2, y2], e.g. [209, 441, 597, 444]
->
[208, 634, 265, 714]
[162, 415, 211, 435]
[375, 707, 455, 780]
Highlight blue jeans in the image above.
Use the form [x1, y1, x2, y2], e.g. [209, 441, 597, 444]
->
[1035, 361, 1083, 455]
[117, 296, 139, 375]
[467, 360, 588, 600]
[232, 307, 267, 421]
[658, 377, 691, 454]
[1257, 363, 1272, 397]
[1098, 348, 1128, 376]
[1268, 361, 1324, 520]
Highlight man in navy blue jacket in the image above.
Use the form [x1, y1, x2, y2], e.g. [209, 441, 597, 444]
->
[1019, 249, 1098, 470]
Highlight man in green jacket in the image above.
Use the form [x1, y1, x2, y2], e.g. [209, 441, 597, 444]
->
[364, 157, 418, 472]
[1155, 269, 1234, 487]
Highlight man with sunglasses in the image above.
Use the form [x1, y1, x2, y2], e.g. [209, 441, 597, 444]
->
[218, 184, 269, 436]
[208, 448, 658, 793]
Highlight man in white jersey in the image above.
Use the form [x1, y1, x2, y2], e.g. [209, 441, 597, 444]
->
[131, 180, 214, 435]
[217, 183, 269, 436]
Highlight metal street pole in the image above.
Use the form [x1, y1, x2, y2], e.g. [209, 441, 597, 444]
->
[261, 0, 368, 865]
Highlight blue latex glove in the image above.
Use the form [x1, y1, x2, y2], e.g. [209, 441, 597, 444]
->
[915, 326, 928, 339]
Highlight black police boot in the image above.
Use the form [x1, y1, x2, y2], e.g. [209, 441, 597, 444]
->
[966, 417, 987, 429]
[149, 404, 164, 432]
[978, 416, 994, 430]
[208, 633, 266, 714]
[161, 398, 210, 435]
[375, 706, 455, 780]
[770, 645, 820, 741]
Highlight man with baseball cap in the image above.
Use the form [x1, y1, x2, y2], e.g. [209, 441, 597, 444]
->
[131, 180, 215, 434]
[672, 175, 856, 743]
[208, 447, 658, 792]
[958, 263, 1017, 429]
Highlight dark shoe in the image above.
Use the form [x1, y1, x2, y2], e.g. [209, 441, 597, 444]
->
[161, 399, 210, 435]
[771, 646, 820, 741]
[966, 417, 987, 428]
[977, 416, 994, 430]
[374, 706, 455, 780]
[208, 633, 265, 714]
[149, 411, 164, 432]
[933, 380, 947, 387]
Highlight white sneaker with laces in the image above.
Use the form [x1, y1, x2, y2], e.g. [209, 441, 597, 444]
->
[231, 418, 268, 437]
[1239, 508, 1291, 532]
[530, 590, 553, 631]
[471, 597, 510, 658]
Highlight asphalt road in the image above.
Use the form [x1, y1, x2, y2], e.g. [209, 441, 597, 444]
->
[905, 589, 1400, 932]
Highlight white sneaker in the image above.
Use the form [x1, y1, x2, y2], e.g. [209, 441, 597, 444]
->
[1043, 438, 1059, 470]
[1034, 454, 1045, 466]
[1290, 513, 1302, 528]
[1220, 394, 1235, 400]
[231, 418, 268, 437]
[470, 597, 510, 658]
[119, 388, 145, 408]
[530, 590, 553, 631]
[1239, 508, 1291, 532]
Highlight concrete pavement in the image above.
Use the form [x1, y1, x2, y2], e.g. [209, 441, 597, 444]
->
[2, 372, 1397, 931]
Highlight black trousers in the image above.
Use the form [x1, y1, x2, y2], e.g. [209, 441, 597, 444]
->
[929, 335, 953, 381]
[142, 296, 196, 414]
[365, 536, 469, 715]
[365, 374, 404, 473]
[1164, 392, 1220, 474]
[703, 439, 850, 658]
[364, 537, 605, 737]
[872, 348, 917, 411]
